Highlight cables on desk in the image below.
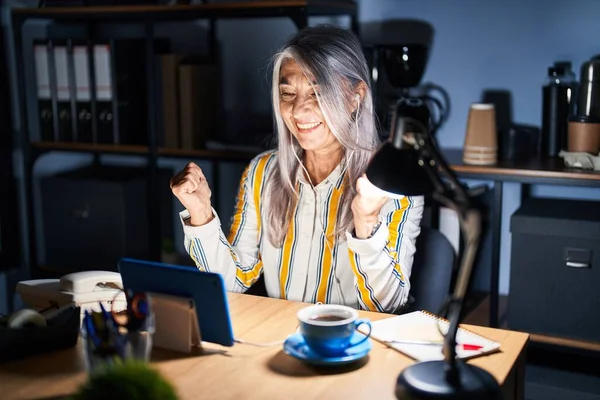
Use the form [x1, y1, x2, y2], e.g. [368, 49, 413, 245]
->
[234, 338, 288, 348]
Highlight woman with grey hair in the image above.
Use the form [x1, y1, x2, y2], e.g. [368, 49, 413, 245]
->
[170, 26, 423, 313]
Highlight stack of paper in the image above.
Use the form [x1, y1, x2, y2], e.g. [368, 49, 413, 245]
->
[360, 311, 501, 362]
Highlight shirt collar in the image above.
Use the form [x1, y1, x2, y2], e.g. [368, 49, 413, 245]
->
[296, 160, 346, 189]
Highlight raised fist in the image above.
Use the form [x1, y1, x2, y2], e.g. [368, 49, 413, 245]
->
[170, 162, 214, 226]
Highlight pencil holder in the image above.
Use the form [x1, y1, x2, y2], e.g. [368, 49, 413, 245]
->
[81, 294, 155, 373]
[124, 312, 155, 362]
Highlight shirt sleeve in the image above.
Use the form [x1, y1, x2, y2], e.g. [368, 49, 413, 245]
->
[345, 195, 424, 313]
[180, 159, 266, 293]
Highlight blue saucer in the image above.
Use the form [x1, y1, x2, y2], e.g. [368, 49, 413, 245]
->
[283, 331, 372, 366]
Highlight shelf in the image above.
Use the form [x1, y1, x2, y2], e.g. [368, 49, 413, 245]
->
[31, 141, 149, 156]
[30, 141, 259, 162]
[11, 1, 357, 22]
[442, 148, 600, 186]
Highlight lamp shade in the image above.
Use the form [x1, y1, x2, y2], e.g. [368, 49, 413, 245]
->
[365, 143, 435, 197]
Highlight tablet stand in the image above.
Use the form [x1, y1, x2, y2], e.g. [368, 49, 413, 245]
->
[149, 292, 201, 353]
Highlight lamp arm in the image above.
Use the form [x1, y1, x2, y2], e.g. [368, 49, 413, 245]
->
[416, 132, 482, 381]
[416, 133, 481, 298]
[435, 199, 481, 380]
[391, 100, 501, 399]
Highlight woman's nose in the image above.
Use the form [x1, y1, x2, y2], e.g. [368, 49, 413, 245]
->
[291, 95, 312, 118]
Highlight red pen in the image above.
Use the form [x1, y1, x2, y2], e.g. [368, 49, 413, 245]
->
[460, 343, 483, 351]
[385, 340, 484, 351]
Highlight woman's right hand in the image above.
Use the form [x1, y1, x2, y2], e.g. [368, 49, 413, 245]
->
[170, 162, 214, 226]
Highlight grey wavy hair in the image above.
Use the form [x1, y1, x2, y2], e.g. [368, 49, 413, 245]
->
[265, 25, 381, 247]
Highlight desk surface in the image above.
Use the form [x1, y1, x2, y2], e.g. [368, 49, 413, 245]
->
[443, 148, 600, 186]
[0, 294, 529, 400]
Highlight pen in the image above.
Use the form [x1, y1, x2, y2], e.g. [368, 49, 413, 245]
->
[385, 340, 483, 351]
[83, 311, 101, 348]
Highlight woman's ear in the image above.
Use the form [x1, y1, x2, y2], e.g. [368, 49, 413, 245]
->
[353, 81, 368, 109]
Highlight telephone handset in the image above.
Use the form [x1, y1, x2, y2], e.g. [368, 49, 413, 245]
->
[60, 271, 123, 294]
[14, 270, 127, 328]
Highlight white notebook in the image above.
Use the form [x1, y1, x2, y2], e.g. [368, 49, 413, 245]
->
[359, 311, 501, 362]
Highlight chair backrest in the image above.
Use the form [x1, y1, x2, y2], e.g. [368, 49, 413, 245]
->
[407, 226, 456, 315]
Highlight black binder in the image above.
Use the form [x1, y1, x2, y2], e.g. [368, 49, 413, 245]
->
[52, 40, 74, 142]
[72, 40, 93, 142]
[33, 41, 54, 141]
[112, 38, 167, 145]
[92, 42, 115, 144]
[65, 38, 168, 145]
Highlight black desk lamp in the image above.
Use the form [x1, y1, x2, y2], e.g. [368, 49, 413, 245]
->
[365, 98, 503, 400]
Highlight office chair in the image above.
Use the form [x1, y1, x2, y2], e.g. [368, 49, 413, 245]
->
[405, 226, 456, 315]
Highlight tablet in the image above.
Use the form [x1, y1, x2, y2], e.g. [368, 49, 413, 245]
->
[118, 258, 235, 347]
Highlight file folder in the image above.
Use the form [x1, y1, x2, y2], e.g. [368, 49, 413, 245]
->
[53, 41, 73, 142]
[33, 42, 54, 141]
[178, 59, 218, 150]
[73, 41, 93, 143]
[91, 38, 166, 145]
[160, 54, 184, 148]
[111, 38, 146, 146]
[93, 43, 115, 144]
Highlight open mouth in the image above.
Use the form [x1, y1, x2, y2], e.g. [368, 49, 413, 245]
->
[296, 121, 322, 134]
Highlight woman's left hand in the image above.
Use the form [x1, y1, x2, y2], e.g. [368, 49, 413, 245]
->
[351, 175, 388, 239]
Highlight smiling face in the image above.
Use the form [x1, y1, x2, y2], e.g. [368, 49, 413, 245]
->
[278, 59, 342, 154]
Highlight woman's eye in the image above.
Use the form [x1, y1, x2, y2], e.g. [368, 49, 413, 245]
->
[280, 92, 294, 100]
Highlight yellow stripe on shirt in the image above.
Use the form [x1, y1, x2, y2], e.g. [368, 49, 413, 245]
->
[252, 153, 275, 236]
[386, 197, 411, 283]
[227, 165, 250, 245]
[315, 186, 342, 303]
[348, 252, 379, 311]
[188, 239, 199, 268]
[236, 260, 264, 289]
[225, 152, 274, 289]
[228, 152, 275, 245]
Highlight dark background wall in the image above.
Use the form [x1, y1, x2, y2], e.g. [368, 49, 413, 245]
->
[2, 0, 600, 300]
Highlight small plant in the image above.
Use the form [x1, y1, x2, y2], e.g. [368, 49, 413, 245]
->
[71, 361, 178, 400]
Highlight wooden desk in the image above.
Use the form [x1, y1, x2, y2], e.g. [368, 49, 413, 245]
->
[443, 149, 600, 329]
[0, 293, 529, 400]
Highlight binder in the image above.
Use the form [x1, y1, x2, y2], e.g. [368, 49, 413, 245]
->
[110, 38, 148, 146]
[93, 43, 115, 144]
[178, 59, 218, 150]
[33, 42, 54, 141]
[90, 38, 169, 145]
[72, 40, 93, 143]
[160, 54, 184, 148]
[52, 41, 74, 142]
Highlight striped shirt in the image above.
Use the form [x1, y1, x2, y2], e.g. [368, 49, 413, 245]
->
[180, 150, 424, 313]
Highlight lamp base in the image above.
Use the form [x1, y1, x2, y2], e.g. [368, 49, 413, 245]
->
[395, 360, 502, 400]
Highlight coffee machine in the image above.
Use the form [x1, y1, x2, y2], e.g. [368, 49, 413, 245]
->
[362, 19, 449, 140]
